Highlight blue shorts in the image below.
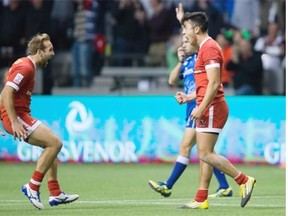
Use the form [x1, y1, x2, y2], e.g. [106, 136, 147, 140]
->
[185, 117, 196, 128]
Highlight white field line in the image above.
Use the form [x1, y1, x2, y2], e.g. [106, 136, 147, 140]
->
[0, 196, 285, 208]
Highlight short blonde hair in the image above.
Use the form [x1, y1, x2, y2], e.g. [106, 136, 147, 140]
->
[27, 33, 51, 55]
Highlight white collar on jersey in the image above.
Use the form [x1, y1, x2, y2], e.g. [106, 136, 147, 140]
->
[27, 56, 36, 70]
[199, 36, 211, 49]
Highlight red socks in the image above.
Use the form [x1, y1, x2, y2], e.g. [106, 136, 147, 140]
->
[234, 172, 248, 185]
[48, 180, 62, 196]
[29, 170, 61, 196]
[193, 172, 248, 202]
[29, 170, 44, 191]
[195, 189, 208, 202]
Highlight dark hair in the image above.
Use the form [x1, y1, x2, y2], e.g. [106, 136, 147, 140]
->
[181, 12, 208, 33]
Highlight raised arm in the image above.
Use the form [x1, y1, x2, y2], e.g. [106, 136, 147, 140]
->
[175, 3, 184, 23]
[168, 46, 186, 85]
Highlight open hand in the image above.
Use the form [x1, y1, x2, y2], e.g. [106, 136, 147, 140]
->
[190, 107, 204, 120]
[175, 3, 184, 23]
[11, 120, 27, 141]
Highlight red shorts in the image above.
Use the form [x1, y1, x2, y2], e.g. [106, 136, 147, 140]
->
[196, 100, 228, 133]
[2, 112, 41, 137]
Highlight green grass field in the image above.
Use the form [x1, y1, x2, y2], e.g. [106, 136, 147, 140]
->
[0, 163, 285, 216]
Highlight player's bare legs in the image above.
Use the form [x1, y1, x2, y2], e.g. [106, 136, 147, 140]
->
[28, 124, 62, 174]
[198, 159, 213, 190]
[46, 159, 58, 182]
[21, 124, 78, 209]
[21, 124, 61, 209]
[179, 128, 196, 158]
[197, 132, 240, 181]
[149, 127, 232, 198]
[181, 132, 255, 209]
[195, 132, 239, 203]
[45, 159, 79, 206]
[148, 128, 196, 196]
[46, 160, 61, 196]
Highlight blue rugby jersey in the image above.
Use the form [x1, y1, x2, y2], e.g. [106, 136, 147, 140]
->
[180, 54, 197, 127]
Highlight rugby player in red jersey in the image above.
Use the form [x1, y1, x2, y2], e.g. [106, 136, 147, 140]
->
[179, 12, 256, 209]
[1, 33, 79, 210]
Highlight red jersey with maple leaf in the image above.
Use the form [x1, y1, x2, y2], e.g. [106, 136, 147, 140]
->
[194, 37, 225, 105]
[1, 57, 35, 118]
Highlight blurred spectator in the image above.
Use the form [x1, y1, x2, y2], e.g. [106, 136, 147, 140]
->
[0, 0, 27, 68]
[163, 0, 196, 36]
[25, 0, 54, 95]
[0, 0, 284, 96]
[232, 28, 243, 44]
[50, 0, 74, 51]
[210, 0, 234, 24]
[164, 0, 196, 9]
[254, 22, 285, 95]
[111, 0, 147, 66]
[226, 33, 263, 95]
[259, 0, 285, 36]
[281, 56, 285, 93]
[146, 0, 173, 66]
[25, 0, 53, 39]
[230, 0, 260, 36]
[191, 0, 224, 39]
[216, 29, 234, 87]
[166, 31, 182, 87]
[49, 0, 74, 88]
[139, 0, 153, 19]
[91, 0, 107, 77]
[71, 0, 98, 87]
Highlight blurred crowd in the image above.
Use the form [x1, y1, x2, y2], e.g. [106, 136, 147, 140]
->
[0, 0, 286, 95]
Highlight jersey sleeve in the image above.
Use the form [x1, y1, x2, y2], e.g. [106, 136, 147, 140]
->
[201, 45, 222, 70]
[6, 64, 32, 91]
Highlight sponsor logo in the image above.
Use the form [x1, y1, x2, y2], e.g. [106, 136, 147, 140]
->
[13, 73, 24, 84]
[200, 119, 205, 127]
[183, 68, 194, 76]
[65, 101, 94, 135]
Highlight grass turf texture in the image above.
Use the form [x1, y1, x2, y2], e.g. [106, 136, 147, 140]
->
[0, 163, 285, 216]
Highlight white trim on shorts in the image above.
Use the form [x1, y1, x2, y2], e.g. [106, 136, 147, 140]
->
[208, 106, 214, 128]
[17, 116, 42, 136]
[196, 105, 221, 133]
[196, 127, 222, 133]
[186, 117, 197, 128]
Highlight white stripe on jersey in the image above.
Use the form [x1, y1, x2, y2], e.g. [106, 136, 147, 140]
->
[183, 68, 194, 76]
[194, 70, 205, 74]
[6, 81, 19, 91]
[205, 63, 220, 70]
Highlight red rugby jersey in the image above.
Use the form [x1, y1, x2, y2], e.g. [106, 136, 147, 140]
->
[194, 37, 225, 105]
[1, 57, 35, 117]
